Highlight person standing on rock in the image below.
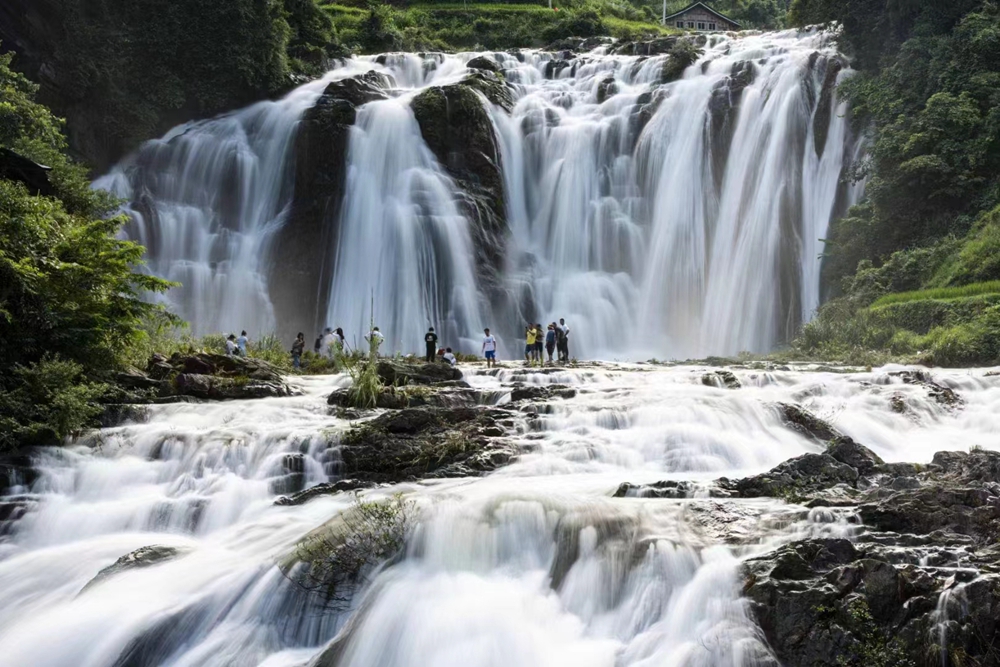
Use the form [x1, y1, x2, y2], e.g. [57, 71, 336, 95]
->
[557, 318, 570, 362]
[534, 324, 545, 363]
[482, 328, 497, 368]
[291, 332, 305, 369]
[236, 330, 249, 357]
[366, 327, 384, 354]
[226, 334, 238, 356]
[322, 328, 337, 359]
[525, 325, 536, 364]
[424, 327, 438, 363]
[545, 323, 556, 363]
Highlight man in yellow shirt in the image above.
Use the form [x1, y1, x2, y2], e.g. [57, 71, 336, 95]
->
[525, 325, 536, 363]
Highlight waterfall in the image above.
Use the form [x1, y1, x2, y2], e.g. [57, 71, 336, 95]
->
[101, 28, 861, 357]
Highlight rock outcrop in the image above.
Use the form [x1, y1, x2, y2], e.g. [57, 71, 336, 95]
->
[268, 70, 394, 341]
[332, 406, 518, 484]
[410, 71, 515, 303]
[80, 545, 188, 593]
[116, 353, 297, 402]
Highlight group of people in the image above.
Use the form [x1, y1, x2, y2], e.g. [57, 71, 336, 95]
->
[274, 318, 570, 370]
[424, 327, 458, 367]
[225, 331, 250, 357]
[524, 319, 570, 364]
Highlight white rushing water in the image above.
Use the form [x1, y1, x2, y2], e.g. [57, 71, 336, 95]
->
[100, 28, 862, 358]
[1, 365, 998, 667]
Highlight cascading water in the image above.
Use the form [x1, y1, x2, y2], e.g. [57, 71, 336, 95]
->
[2, 364, 998, 667]
[102, 28, 861, 358]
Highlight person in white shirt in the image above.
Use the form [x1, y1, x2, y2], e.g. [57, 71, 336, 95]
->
[321, 328, 337, 359]
[366, 327, 384, 354]
[557, 318, 570, 362]
[481, 328, 497, 368]
[225, 334, 238, 356]
[442, 347, 456, 366]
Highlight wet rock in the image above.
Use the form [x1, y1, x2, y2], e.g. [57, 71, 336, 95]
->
[701, 369, 741, 389]
[274, 479, 373, 506]
[509, 384, 577, 402]
[99, 403, 151, 428]
[811, 56, 844, 157]
[81, 545, 187, 593]
[466, 55, 501, 73]
[888, 370, 964, 410]
[335, 406, 518, 483]
[596, 75, 618, 103]
[776, 402, 841, 442]
[613, 480, 696, 498]
[718, 452, 859, 500]
[741, 447, 1000, 667]
[0, 451, 38, 496]
[658, 39, 704, 84]
[828, 436, 884, 475]
[410, 73, 512, 302]
[375, 360, 463, 386]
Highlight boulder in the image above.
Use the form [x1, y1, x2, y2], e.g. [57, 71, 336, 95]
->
[335, 406, 518, 483]
[375, 360, 462, 386]
[466, 55, 501, 73]
[701, 369, 741, 389]
[776, 402, 841, 443]
[274, 479, 373, 506]
[80, 545, 187, 593]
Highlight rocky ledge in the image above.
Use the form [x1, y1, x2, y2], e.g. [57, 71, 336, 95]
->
[115, 353, 298, 405]
[616, 402, 1000, 666]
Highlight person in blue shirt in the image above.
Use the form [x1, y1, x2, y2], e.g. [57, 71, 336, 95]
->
[236, 331, 249, 357]
[545, 323, 556, 363]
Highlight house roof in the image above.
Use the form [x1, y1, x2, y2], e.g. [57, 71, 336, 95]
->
[663, 2, 742, 28]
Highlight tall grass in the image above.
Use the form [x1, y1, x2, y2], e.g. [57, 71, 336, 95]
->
[871, 281, 1000, 307]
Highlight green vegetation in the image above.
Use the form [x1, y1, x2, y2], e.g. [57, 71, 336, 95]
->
[8, 0, 338, 170]
[787, 0, 1000, 367]
[0, 51, 171, 450]
[322, 1, 670, 53]
[286, 493, 414, 607]
[871, 281, 1000, 308]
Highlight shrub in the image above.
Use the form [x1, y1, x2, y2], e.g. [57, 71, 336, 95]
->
[0, 358, 108, 451]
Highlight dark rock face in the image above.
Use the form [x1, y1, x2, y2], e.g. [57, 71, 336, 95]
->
[81, 545, 187, 593]
[614, 480, 696, 498]
[702, 369, 741, 389]
[466, 55, 501, 73]
[334, 406, 518, 483]
[410, 72, 514, 303]
[268, 70, 393, 342]
[737, 448, 1000, 667]
[374, 360, 463, 386]
[811, 55, 844, 157]
[776, 402, 841, 443]
[274, 479, 372, 506]
[509, 384, 577, 402]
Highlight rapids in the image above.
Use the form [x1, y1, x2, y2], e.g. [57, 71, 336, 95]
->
[1, 364, 998, 667]
[96, 28, 862, 359]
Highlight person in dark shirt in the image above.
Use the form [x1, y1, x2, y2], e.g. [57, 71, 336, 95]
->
[291, 332, 305, 369]
[424, 327, 438, 363]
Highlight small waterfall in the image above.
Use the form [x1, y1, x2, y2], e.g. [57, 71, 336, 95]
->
[102, 29, 861, 357]
[324, 98, 485, 352]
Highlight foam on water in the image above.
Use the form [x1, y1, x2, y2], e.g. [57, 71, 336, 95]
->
[1, 365, 996, 667]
